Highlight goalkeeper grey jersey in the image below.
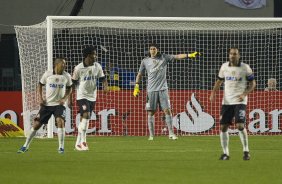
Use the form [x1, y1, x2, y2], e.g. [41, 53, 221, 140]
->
[139, 54, 174, 92]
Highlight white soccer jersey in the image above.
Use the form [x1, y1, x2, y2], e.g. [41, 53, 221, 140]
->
[40, 71, 72, 106]
[72, 62, 105, 101]
[218, 62, 254, 105]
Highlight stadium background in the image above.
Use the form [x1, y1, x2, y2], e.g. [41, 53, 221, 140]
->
[0, 0, 281, 130]
[0, 0, 280, 91]
[1, 2, 282, 184]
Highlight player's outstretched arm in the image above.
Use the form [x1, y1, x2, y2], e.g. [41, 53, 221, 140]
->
[174, 52, 201, 60]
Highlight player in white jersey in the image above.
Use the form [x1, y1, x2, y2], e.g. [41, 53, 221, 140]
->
[17, 58, 72, 154]
[72, 46, 108, 151]
[133, 43, 200, 140]
[210, 47, 256, 160]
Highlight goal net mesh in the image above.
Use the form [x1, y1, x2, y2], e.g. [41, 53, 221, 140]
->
[15, 17, 282, 137]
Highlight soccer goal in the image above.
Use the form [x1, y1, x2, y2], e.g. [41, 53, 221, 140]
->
[15, 16, 282, 138]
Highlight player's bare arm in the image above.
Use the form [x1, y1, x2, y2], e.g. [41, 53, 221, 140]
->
[59, 86, 72, 105]
[38, 83, 45, 106]
[102, 78, 109, 93]
[210, 79, 224, 102]
[239, 80, 256, 101]
[68, 81, 77, 106]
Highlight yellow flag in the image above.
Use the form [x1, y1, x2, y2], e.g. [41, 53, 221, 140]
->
[0, 118, 24, 137]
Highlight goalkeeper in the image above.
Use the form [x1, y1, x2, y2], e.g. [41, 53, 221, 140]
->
[133, 43, 200, 140]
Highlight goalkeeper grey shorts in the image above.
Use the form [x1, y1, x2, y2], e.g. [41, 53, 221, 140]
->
[145, 89, 171, 111]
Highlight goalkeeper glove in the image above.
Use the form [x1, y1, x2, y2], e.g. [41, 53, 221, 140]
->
[133, 84, 140, 97]
[188, 52, 201, 58]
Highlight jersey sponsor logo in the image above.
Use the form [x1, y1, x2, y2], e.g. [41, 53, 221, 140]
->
[150, 67, 163, 73]
[49, 84, 65, 88]
[225, 76, 243, 81]
[150, 62, 163, 73]
[83, 75, 97, 81]
[242, 0, 255, 5]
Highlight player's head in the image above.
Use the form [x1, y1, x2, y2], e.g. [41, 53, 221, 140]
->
[228, 47, 240, 65]
[83, 46, 97, 64]
[53, 58, 66, 74]
[267, 78, 277, 89]
[148, 43, 161, 58]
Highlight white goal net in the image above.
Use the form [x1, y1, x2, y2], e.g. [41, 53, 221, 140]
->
[15, 17, 282, 137]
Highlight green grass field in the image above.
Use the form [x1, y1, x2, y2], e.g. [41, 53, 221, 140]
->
[0, 136, 281, 184]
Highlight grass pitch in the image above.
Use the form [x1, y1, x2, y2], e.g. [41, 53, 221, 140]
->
[0, 136, 281, 184]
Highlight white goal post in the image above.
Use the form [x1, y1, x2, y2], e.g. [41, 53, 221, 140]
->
[15, 16, 282, 138]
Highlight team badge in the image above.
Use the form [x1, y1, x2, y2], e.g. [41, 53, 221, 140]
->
[231, 71, 236, 76]
[55, 78, 59, 82]
[242, 0, 255, 5]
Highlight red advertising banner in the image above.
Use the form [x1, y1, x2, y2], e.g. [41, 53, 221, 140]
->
[0, 92, 24, 128]
[1, 91, 281, 136]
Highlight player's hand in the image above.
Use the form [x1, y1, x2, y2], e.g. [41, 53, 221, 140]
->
[59, 98, 66, 105]
[68, 98, 73, 107]
[209, 92, 215, 102]
[188, 52, 201, 59]
[133, 84, 140, 97]
[40, 99, 46, 106]
[104, 86, 110, 93]
[238, 93, 246, 102]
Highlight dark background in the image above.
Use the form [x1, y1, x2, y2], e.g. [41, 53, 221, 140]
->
[0, 0, 281, 91]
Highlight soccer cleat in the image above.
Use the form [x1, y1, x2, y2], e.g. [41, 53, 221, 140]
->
[74, 144, 83, 151]
[169, 134, 178, 140]
[243, 151, 250, 160]
[17, 146, 28, 153]
[81, 142, 89, 151]
[148, 136, 154, 141]
[219, 154, 230, 160]
[58, 148, 64, 154]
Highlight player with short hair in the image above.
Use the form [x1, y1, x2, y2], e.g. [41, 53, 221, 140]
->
[210, 47, 256, 160]
[72, 46, 108, 151]
[265, 78, 278, 91]
[133, 43, 200, 140]
[17, 58, 72, 154]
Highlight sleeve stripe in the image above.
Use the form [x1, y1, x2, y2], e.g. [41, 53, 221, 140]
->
[247, 74, 255, 81]
[217, 76, 224, 80]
